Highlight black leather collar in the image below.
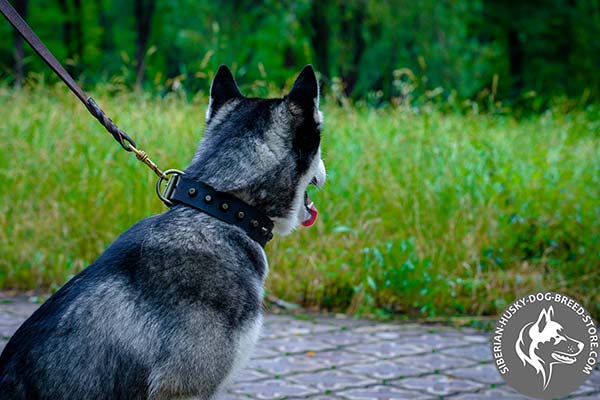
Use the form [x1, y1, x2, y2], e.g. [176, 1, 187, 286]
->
[166, 175, 274, 247]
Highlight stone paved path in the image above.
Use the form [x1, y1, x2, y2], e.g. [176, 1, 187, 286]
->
[1, 296, 599, 399]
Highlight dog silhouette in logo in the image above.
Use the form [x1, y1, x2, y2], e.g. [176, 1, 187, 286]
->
[515, 306, 584, 389]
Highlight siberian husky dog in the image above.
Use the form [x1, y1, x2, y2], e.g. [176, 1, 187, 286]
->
[0, 65, 326, 399]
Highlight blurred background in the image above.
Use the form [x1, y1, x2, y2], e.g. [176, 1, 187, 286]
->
[2, 0, 600, 109]
[0, 0, 599, 322]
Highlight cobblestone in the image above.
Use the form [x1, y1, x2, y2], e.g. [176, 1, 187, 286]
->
[1, 296, 599, 399]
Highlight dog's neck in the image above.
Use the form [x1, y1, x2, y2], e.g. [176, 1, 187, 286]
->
[167, 174, 274, 247]
[184, 159, 298, 220]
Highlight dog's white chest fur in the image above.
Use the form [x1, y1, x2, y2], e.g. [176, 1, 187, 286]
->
[215, 314, 262, 398]
[215, 250, 267, 398]
[234, 314, 263, 371]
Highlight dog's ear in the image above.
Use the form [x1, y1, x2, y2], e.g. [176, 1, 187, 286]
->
[535, 307, 551, 333]
[206, 65, 243, 122]
[287, 65, 319, 109]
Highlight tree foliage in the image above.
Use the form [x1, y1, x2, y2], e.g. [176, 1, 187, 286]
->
[0, 0, 598, 107]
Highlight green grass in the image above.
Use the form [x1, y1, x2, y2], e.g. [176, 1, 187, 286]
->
[1, 85, 599, 319]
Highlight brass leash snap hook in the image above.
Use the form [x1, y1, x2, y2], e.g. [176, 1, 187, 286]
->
[156, 169, 184, 207]
[126, 143, 181, 207]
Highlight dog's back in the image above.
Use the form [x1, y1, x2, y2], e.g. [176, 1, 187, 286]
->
[1, 210, 265, 399]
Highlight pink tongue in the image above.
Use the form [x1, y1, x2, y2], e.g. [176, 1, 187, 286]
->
[302, 202, 318, 227]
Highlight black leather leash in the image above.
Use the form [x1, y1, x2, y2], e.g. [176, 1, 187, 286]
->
[0, 0, 164, 175]
[0, 0, 135, 150]
[0, 0, 274, 247]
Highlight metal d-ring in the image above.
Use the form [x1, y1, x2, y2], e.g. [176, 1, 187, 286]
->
[156, 169, 184, 206]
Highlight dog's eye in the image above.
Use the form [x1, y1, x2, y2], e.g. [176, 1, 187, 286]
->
[554, 336, 564, 344]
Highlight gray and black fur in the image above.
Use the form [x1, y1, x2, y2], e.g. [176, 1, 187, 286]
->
[0, 65, 326, 400]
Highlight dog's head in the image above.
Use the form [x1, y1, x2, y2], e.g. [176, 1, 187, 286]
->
[186, 65, 326, 235]
[515, 306, 584, 389]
